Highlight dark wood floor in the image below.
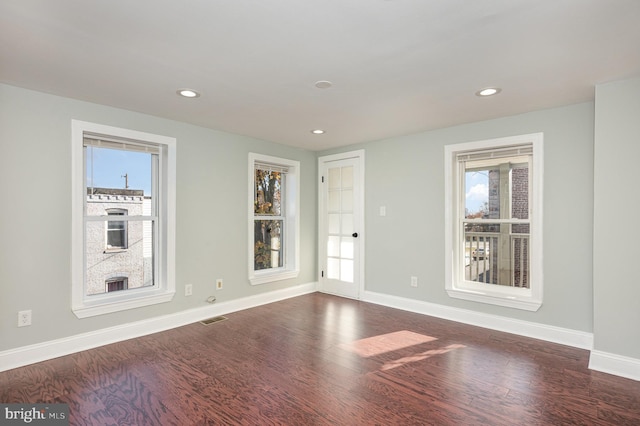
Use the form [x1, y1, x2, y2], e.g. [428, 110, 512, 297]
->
[2, 293, 640, 425]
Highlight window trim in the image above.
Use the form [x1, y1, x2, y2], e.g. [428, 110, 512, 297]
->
[444, 133, 543, 311]
[248, 153, 300, 285]
[71, 120, 176, 318]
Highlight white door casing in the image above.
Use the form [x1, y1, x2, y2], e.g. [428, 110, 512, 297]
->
[318, 150, 365, 299]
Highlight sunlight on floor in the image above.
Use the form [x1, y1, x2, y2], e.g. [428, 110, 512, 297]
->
[380, 344, 466, 371]
[339, 330, 467, 371]
[340, 330, 438, 358]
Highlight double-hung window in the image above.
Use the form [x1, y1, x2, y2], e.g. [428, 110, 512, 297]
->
[248, 153, 300, 285]
[444, 133, 543, 311]
[72, 121, 176, 318]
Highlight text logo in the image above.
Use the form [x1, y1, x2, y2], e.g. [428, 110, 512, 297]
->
[1, 404, 68, 425]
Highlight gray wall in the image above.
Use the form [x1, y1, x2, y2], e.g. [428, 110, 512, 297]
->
[594, 76, 640, 358]
[6, 77, 637, 361]
[0, 83, 317, 351]
[321, 102, 595, 332]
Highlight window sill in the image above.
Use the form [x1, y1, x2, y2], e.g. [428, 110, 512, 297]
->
[72, 290, 175, 318]
[446, 287, 542, 312]
[104, 248, 127, 254]
[250, 269, 299, 285]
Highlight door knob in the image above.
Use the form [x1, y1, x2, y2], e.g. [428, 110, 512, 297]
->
[352, 232, 358, 238]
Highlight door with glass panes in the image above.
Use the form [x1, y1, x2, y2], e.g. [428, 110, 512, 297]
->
[318, 151, 364, 299]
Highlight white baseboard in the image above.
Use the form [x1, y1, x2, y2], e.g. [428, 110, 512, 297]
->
[589, 350, 640, 381]
[0, 282, 317, 372]
[362, 290, 594, 350]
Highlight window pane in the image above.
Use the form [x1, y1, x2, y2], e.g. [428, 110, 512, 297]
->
[107, 225, 126, 248]
[341, 213, 354, 235]
[465, 163, 529, 220]
[341, 189, 354, 211]
[255, 169, 282, 215]
[464, 222, 529, 288]
[106, 211, 127, 249]
[327, 258, 340, 279]
[463, 160, 530, 287]
[340, 259, 354, 283]
[84, 146, 155, 296]
[341, 166, 353, 188]
[327, 236, 340, 257]
[465, 168, 492, 219]
[85, 147, 152, 216]
[328, 190, 340, 211]
[341, 237, 354, 259]
[254, 219, 283, 270]
[106, 278, 128, 292]
[328, 214, 340, 234]
[85, 219, 155, 295]
[328, 168, 341, 190]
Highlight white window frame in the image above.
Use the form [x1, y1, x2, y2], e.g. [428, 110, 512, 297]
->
[248, 153, 300, 285]
[71, 120, 176, 318]
[444, 133, 543, 311]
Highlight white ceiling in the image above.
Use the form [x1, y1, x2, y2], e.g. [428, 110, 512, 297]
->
[2, 0, 640, 151]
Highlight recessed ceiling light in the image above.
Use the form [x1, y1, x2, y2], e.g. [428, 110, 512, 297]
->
[315, 80, 333, 89]
[177, 88, 200, 98]
[476, 87, 501, 97]
[311, 129, 325, 134]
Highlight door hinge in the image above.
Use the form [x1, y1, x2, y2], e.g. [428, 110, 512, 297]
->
[321, 176, 324, 183]
[321, 270, 324, 278]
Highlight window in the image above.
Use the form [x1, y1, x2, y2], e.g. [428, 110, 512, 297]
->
[106, 209, 127, 250]
[444, 133, 543, 311]
[72, 121, 176, 318]
[106, 277, 128, 292]
[248, 153, 300, 284]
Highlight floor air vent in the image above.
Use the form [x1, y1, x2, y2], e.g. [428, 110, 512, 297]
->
[200, 316, 228, 325]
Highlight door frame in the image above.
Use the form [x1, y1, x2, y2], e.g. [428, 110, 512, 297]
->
[318, 149, 365, 299]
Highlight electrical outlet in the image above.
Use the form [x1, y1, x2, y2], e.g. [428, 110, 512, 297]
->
[18, 310, 32, 327]
[185, 284, 193, 296]
[216, 279, 223, 290]
[410, 276, 418, 287]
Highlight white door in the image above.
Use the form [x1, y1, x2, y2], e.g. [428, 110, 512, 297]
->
[318, 150, 364, 299]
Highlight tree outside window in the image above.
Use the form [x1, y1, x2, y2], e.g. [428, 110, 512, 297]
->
[248, 153, 300, 285]
[254, 168, 284, 270]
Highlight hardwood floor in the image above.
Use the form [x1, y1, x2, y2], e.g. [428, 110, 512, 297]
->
[2, 293, 640, 425]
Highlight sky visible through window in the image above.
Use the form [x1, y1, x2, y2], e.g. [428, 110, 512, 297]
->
[86, 147, 152, 195]
[465, 171, 488, 215]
